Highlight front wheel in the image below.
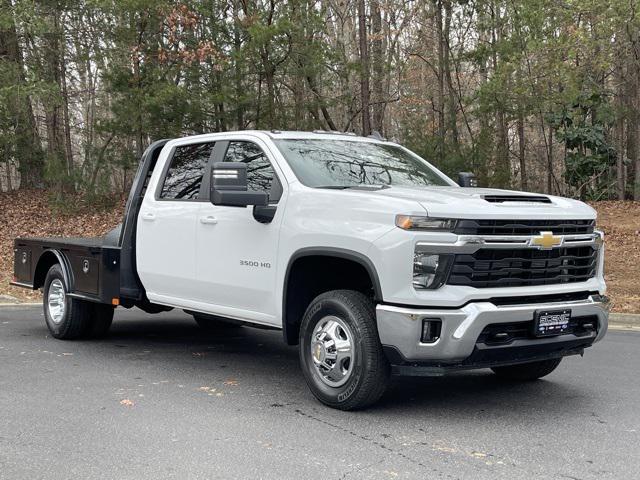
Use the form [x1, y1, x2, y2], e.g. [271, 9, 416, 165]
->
[299, 290, 390, 410]
[491, 358, 562, 381]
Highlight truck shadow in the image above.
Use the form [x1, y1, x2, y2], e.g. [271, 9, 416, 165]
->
[378, 373, 589, 415]
[11, 307, 593, 418]
[108, 314, 592, 418]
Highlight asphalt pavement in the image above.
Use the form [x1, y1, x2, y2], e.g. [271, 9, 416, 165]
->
[1, 305, 638, 480]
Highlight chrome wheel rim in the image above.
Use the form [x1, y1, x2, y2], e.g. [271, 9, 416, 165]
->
[310, 316, 355, 387]
[47, 279, 66, 324]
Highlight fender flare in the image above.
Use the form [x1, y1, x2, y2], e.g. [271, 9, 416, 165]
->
[281, 247, 383, 344]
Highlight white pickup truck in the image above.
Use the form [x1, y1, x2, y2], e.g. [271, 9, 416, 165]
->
[12, 130, 609, 409]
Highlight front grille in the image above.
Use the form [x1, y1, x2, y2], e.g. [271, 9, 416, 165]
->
[447, 246, 598, 288]
[454, 219, 595, 236]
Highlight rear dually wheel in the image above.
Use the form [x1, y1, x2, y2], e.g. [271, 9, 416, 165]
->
[43, 264, 93, 339]
[43, 264, 114, 339]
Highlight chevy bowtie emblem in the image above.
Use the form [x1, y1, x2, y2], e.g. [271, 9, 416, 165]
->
[529, 231, 563, 250]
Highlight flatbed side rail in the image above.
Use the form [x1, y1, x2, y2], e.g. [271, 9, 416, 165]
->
[12, 238, 121, 305]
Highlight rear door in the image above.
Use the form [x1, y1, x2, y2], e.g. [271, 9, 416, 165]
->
[137, 141, 215, 302]
[194, 138, 285, 326]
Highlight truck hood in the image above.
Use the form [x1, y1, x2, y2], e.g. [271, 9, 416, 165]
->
[370, 186, 596, 220]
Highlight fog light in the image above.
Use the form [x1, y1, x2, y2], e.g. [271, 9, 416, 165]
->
[421, 319, 442, 343]
[413, 252, 453, 289]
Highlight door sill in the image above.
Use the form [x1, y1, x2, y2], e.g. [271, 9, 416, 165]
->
[146, 292, 281, 329]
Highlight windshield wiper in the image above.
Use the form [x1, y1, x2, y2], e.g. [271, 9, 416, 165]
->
[314, 184, 390, 190]
[345, 184, 390, 191]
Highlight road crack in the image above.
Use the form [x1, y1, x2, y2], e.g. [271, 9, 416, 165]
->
[294, 409, 443, 476]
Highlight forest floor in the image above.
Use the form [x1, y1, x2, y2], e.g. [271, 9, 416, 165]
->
[1, 189, 639, 312]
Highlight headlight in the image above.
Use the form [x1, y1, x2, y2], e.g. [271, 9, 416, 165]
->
[396, 215, 457, 231]
[413, 250, 453, 290]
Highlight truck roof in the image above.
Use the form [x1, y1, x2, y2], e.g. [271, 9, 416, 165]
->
[169, 130, 389, 144]
[262, 130, 363, 139]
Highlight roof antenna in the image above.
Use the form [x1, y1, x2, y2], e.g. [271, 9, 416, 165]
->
[368, 131, 385, 141]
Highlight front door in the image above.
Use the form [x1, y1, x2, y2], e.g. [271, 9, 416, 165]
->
[137, 141, 215, 303]
[194, 139, 285, 326]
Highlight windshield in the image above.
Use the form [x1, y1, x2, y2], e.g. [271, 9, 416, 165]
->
[274, 139, 452, 188]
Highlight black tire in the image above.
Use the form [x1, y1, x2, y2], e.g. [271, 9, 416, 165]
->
[84, 303, 114, 338]
[491, 358, 562, 381]
[299, 290, 390, 410]
[192, 313, 242, 331]
[43, 264, 92, 340]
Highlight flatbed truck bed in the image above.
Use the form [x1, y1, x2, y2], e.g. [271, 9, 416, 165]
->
[11, 140, 170, 312]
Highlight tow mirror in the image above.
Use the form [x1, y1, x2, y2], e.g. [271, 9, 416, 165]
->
[210, 162, 268, 207]
[458, 172, 477, 187]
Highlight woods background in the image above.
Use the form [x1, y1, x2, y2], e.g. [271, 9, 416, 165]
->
[2, 0, 640, 206]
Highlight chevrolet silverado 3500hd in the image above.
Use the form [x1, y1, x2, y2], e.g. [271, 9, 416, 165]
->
[12, 130, 609, 410]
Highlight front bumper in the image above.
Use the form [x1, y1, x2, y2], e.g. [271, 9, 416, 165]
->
[376, 295, 609, 369]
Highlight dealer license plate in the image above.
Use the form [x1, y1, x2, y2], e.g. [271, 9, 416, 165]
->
[534, 309, 571, 337]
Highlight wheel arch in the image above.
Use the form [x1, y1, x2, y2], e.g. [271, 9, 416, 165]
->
[282, 247, 382, 345]
[33, 249, 73, 291]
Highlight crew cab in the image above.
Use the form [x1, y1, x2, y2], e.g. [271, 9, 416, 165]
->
[12, 130, 609, 410]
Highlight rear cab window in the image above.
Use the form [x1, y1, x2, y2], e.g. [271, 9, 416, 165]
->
[159, 142, 215, 200]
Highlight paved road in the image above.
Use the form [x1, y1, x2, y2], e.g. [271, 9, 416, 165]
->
[0, 305, 638, 480]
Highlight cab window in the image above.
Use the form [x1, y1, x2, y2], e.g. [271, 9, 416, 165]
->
[223, 141, 282, 202]
[160, 142, 214, 200]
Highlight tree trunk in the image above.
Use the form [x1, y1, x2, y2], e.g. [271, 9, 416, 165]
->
[475, 3, 490, 185]
[132, 15, 144, 160]
[6, 160, 13, 191]
[371, 0, 384, 134]
[490, 2, 509, 188]
[435, 0, 445, 157]
[306, 75, 338, 131]
[262, 55, 276, 128]
[357, 0, 371, 136]
[615, 57, 626, 199]
[233, 1, 244, 129]
[626, 54, 639, 200]
[43, 9, 68, 194]
[517, 110, 527, 190]
[629, 31, 640, 200]
[0, 0, 44, 188]
[443, 0, 459, 152]
[57, 12, 74, 181]
[547, 124, 554, 194]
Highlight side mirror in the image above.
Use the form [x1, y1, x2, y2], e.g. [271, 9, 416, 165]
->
[210, 162, 268, 207]
[458, 172, 477, 187]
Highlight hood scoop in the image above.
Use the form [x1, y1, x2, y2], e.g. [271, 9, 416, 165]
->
[482, 194, 552, 204]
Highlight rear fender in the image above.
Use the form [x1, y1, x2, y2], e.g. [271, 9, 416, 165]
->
[33, 249, 74, 292]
